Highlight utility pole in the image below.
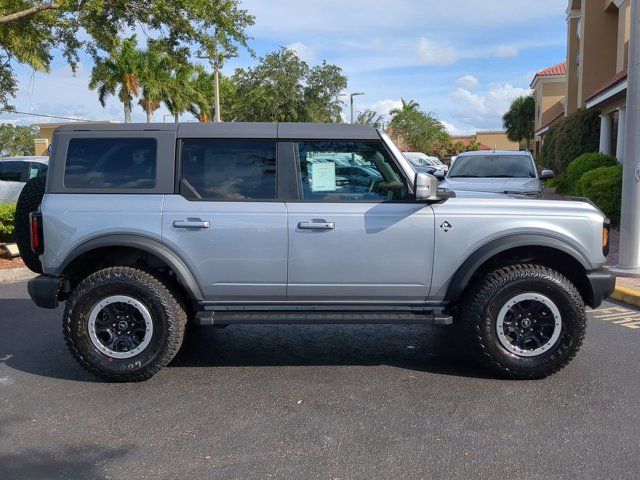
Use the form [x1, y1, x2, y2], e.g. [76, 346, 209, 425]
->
[198, 46, 232, 123]
[612, 0, 640, 278]
[339, 92, 364, 123]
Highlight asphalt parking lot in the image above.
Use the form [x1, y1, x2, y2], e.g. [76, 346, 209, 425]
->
[1, 280, 640, 480]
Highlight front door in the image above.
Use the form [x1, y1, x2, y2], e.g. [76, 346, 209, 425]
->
[162, 139, 287, 302]
[286, 140, 435, 303]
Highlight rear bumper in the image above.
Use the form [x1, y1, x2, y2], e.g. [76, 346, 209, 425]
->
[27, 275, 64, 309]
[586, 267, 616, 309]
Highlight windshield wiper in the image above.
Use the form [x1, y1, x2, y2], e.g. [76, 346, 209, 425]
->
[449, 175, 482, 178]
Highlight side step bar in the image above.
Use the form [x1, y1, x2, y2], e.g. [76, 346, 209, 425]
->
[194, 311, 453, 326]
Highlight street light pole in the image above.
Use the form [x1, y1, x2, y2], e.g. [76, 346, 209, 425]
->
[339, 92, 364, 123]
[612, 0, 640, 278]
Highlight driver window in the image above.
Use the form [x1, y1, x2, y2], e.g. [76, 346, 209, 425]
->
[294, 141, 409, 201]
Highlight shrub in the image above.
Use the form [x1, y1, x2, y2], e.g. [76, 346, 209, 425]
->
[566, 153, 618, 195]
[540, 109, 601, 174]
[575, 165, 623, 224]
[0, 202, 17, 242]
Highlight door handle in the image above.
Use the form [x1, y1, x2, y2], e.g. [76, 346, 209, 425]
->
[173, 219, 211, 229]
[298, 221, 335, 230]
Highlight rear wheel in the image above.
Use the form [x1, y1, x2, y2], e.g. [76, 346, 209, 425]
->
[459, 264, 586, 379]
[15, 176, 46, 273]
[64, 267, 187, 382]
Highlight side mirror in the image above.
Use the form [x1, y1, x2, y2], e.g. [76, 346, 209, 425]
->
[540, 169, 555, 180]
[415, 172, 442, 201]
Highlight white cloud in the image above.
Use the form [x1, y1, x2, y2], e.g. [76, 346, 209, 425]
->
[455, 75, 480, 90]
[449, 83, 531, 131]
[496, 45, 519, 58]
[358, 99, 403, 118]
[286, 41, 316, 63]
[417, 38, 456, 66]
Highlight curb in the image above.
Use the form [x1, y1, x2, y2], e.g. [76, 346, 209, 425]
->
[0, 267, 37, 284]
[610, 286, 640, 308]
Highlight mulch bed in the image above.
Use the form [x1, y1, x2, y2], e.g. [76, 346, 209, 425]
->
[0, 256, 25, 271]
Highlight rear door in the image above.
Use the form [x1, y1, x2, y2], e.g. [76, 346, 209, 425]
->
[285, 139, 435, 303]
[162, 137, 288, 302]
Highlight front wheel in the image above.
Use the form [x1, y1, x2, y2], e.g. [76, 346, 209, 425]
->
[64, 267, 187, 382]
[459, 264, 586, 379]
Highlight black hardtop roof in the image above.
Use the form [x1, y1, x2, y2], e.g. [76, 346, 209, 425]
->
[54, 122, 381, 140]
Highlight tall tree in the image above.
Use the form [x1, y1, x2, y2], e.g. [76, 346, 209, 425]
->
[0, 0, 254, 111]
[89, 36, 142, 123]
[0, 124, 38, 156]
[164, 62, 198, 123]
[231, 48, 347, 123]
[389, 100, 450, 155]
[137, 43, 171, 123]
[356, 110, 384, 128]
[189, 66, 215, 122]
[503, 94, 535, 150]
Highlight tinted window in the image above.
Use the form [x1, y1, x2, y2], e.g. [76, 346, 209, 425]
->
[0, 161, 26, 182]
[180, 139, 277, 200]
[448, 155, 536, 179]
[295, 141, 409, 201]
[65, 138, 157, 189]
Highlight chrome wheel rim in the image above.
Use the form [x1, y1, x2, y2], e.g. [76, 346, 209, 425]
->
[496, 293, 562, 357]
[88, 295, 153, 359]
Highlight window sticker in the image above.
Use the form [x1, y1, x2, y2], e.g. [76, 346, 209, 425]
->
[310, 162, 337, 192]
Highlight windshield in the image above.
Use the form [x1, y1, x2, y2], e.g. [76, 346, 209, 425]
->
[448, 155, 536, 179]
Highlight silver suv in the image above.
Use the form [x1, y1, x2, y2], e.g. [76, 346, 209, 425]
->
[18, 123, 615, 382]
[440, 150, 554, 198]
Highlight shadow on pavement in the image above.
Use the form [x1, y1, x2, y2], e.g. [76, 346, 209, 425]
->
[1, 297, 490, 381]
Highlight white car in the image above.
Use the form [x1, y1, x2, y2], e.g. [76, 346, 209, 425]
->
[0, 156, 49, 202]
[438, 150, 553, 199]
[402, 152, 448, 175]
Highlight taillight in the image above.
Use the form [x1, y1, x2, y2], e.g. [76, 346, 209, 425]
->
[602, 219, 611, 257]
[29, 212, 44, 255]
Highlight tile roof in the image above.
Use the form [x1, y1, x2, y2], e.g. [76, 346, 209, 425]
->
[536, 61, 567, 77]
[586, 68, 628, 103]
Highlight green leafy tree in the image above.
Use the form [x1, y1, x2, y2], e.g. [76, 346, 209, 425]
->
[137, 43, 171, 123]
[0, 123, 38, 156]
[389, 99, 450, 155]
[356, 109, 384, 128]
[0, 0, 254, 112]
[189, 65, 216, 122]
[231, 48, 347, 123]
[503, 95, 535, 150]
[89, 36, 142, 123]
[164, 62, 199, 123]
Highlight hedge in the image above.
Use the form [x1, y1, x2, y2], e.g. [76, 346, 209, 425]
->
[0, 202, 16, 242]
[575, 165, 623, 224]
[565, 153, 617, 195]
[540, 109, 601, 174]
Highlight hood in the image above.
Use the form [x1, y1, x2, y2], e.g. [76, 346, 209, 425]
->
[440, 177, 540, 193]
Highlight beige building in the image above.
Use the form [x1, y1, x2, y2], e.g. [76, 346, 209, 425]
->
[33, 121, 118, 155]
[452, 131, 519, 152]
[533, 0, 631, 161]
[531, 62, 567, 158]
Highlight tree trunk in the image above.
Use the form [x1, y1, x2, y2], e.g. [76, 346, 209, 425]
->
[146, 108, 152, 123]
[214, 61, 221, 122]
[174, 112, 179, 123]
[124, 103, 131, 123]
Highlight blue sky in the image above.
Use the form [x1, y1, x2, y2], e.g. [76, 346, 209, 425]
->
[4, 0, 567, 134]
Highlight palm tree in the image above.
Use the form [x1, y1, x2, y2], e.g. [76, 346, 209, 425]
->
[356, 109, 384, 128]
[389, 98, 420, 117]
[137, 45, 171, 123]
[189, 66, 215, 122]
[164, 63, 198, 123]
[89, 36, 142, 123]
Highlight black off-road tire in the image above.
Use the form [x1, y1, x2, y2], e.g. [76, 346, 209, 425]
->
[458, 264, 587, 380]
[64, 267, 187, 382]
[15, 175, 46, 273]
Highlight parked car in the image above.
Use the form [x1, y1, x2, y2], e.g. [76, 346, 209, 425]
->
[18, 123, 613, 382]
[0, 156, 48, 202]
[438, 150, 553, 198]
[403, 152, 448, 175]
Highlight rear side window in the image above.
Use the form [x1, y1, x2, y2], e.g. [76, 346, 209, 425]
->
[0, 161, 26, 182]
[29, 162, 47, 179]
[180, 139, 277, 200]
[65, 138, 157, 189]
